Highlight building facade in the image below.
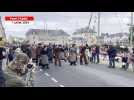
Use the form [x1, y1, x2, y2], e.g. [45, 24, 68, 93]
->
[25, 29, 70, 44]
[99, 33, 129, 45]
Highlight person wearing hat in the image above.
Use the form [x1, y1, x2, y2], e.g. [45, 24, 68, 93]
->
[3, 48, 30, 87]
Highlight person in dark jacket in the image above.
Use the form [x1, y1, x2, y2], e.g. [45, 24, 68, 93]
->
[8, 48, 15, 63]
[91, 45, 96, 63]
[107, 45, 117, 68]
[47, 44, 53, 63]
[96, 45, 100, 63]
[39, 45, 49, 69]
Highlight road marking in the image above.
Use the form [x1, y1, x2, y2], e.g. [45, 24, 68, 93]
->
[51, 77, 58, 83]
[44, 73, 50, 77]
[59, 85, 65, 87]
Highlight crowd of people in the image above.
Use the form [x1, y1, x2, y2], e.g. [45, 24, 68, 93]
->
[1, 39, 134, 87]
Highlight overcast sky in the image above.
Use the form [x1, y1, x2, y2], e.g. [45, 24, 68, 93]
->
[0, 12, 132, 38]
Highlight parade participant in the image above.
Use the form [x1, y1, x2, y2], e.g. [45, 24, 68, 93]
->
[7, 48, 15, 63]
[39, 45, 49, 69]
[130, 48, 134, 72]
[31, 44, 37, 63]
[4, 49, 30, 87]
[64, 44, 69, 59]
[85, 44, 90, 62]
[47, 44, 53, 63]
[79, 44, 88, 65]
[121, 51, 129, 70]
[53, 45, 61, 66]
[91, 45, 96, 63]
[25, 45, 32, 59]
[36, 43, 42, 65]
[96, 45, 100, 63]
[68, 44, 77, 65]
[59, 45, 66, 62]
[107, 45, 117, 68]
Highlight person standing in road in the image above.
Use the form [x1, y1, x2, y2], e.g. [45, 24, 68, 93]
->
[79, 45, 88, 65]
[107, 45, 117, 68]
[36, 43, 42, 66]
[96, 45, 100, 63]
[121, 51, 129, 70]
[130, 48, 134, 72]
[91, 45, 96, 63]
[31, 44, 37, 63]
[68, 44, 77, 66]
[39, 45, 49, 69]
[47, 44, 53, 63]
[53, 45, 61, 67]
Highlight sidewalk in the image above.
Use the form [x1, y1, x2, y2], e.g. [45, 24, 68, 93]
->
[99, 55, 134, 72]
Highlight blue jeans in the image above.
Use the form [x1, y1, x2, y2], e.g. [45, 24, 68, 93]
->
[96, 54, 99, 63]
[92, 53, 96, 63]
[109, 56, 115, 67]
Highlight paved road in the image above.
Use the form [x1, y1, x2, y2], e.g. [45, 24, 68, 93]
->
[33, 61, 134, 87]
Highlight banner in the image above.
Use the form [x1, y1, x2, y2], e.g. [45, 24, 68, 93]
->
[4, 16, 34, 25]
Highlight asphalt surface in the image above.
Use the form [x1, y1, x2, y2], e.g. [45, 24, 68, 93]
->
[33, 61, 134, 87]
[3, 58, 134, 87]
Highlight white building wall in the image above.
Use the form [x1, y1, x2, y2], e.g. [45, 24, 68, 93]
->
[26, 33, 69, 45]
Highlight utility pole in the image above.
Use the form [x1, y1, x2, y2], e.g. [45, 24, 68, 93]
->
[97, 12, 101, 44]
[130, 12, 133, 47]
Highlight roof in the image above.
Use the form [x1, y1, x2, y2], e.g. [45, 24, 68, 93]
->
[26, 29, 70, 37]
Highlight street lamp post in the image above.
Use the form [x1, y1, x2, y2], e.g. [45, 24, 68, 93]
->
[97, 12, 100, 45]
[130, 12, 133, 47]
